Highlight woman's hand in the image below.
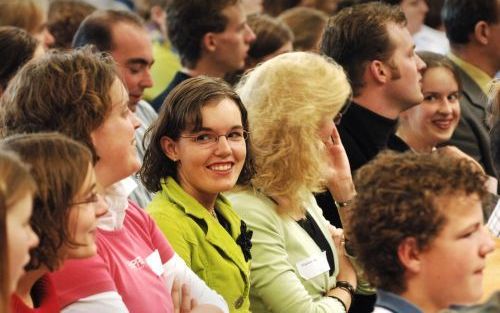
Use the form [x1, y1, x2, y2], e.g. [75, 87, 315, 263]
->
[172, 278, 197, 313]
[322, 123, 356, 202]
[329, 225, 357, 288]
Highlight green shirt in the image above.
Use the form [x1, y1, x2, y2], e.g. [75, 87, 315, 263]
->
[147, 177, 251, 312]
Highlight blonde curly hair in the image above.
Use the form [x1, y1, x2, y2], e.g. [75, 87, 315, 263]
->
[236, 52, 350, 214]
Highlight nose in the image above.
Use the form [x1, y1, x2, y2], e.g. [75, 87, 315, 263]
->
[245, 24, 256, 44]
[141, 69, 154, 89]
[214, 135, 232, 156]
[94, 194, 109, 218]
[479, 226, 496, 258]
[438, 97, 453, 114]
[129, 110, 141, 130]
[420, 0, 429, 14]
[416, 54, 426, 72]
[43, 28, 55, 49]
[29, 227, 40, 249]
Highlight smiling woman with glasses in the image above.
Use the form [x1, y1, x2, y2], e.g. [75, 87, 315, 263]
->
[140, 76, 255, 313]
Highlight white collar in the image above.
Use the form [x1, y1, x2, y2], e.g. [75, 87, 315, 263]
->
[97, 177, 138, 231]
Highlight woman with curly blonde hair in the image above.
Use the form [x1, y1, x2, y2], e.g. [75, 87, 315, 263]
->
[227, 51, 372, 313]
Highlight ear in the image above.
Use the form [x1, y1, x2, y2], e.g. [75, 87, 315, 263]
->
[368, 60, 390, 84]
[202, 32, 217, 53]
[397, 237, 422, 275]
[160, 136, 179, 162]
[473, 21, 490, 45]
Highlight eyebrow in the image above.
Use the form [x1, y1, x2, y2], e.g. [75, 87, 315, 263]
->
[126, 58, 154, 67]
[196, 125, 244, 132]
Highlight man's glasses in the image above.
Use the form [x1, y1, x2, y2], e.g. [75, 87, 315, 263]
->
[180, 130, 249, 148]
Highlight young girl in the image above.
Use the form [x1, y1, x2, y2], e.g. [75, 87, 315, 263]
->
[0, 132, 107, 313]
[0, 150, 38, 313]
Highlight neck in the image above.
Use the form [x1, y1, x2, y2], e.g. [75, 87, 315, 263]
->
[184, 58, 227, 78]
[400, 288, 442, 313]
[396, 129, 435, 153]
[451, 45, 496, 77]
[15, 267, 48, 308]
[354, 92, 401, 120]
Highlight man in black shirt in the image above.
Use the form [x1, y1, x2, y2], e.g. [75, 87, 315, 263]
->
[319, 3, 426, 312]
[151, 0, 256, 111]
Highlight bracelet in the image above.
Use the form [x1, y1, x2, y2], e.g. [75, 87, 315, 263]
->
[334, 199, 353, 208]
[327, 295, 347, 312]
[335, 280, 355, 298]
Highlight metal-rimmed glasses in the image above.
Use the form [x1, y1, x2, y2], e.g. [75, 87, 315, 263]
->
[180, 129, 249, 148]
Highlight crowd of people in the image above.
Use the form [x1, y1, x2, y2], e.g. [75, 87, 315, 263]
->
[0, 0, 499, 313]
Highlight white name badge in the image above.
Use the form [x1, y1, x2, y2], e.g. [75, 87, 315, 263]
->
[296, 251, 330, 280]
[146, 249, 165, 277]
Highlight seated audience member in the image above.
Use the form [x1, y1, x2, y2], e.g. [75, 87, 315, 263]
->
[227, 52, 373, 313]
[0, 151, 38, 313]
[394, 51, 461, 152]
[413, 0, 449, 54]
[150, 0, 256, 112]
[380, 0, 428, 35]
[278, 7, 328, 53]
[245, 14, 293, 69]
[134, 0, 181, 102]
[72, 9, 158, 208]
[263, 0, 300, 16]
[241, 0, 264, 15]
[0, 0, 55, 50]
[0, 26, 43, 96]
[226, 14, 294, 85]
[140, 77, 255, 312]
[0, 48, 228, 313]
[443, 0, 499, 179]
[487, 80, 500, 235]
[348, 151, 495, 313]
[47, 0, 96, 50]
[0, 133, 107, 313]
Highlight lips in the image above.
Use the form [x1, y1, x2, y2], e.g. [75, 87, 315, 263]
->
[432, 118, 455, 130]
[207, 162, 234, 172]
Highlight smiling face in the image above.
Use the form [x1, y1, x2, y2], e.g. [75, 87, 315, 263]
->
[61, 164, 107, 260]
[399, 66, 461, 151]
[416, 193, 495, 310]
[91, 78, 141, 188]
[162, 97, 246, 207]
[7, 192, 39, 292]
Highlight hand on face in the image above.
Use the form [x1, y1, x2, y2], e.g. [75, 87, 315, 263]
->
[320, 121, 354, 200]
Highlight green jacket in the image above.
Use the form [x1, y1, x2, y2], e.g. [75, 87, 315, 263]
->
[147, 177, 251, 313]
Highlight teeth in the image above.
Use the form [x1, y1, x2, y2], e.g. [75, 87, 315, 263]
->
[209, 164, 232, 171]
[433, 120, 451, 129]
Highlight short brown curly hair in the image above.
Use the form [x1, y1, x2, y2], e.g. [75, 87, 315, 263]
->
[0, 46, 118, 163]
[346, 151, 488, 294]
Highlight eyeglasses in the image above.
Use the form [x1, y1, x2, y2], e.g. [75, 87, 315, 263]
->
[334, 98, 352, 126]
[70, 192, 99, 206]
[180, 130, 249, 147]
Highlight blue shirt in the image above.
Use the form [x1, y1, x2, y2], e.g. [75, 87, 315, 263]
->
[375, 290, 422, 313]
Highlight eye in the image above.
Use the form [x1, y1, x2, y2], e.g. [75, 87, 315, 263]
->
[227, 130, 244, 140]
[448, 93, 459, 101]
[195, 133, 216, 143]
[424, 95, 437, 102]
[86, 192, 99, 203]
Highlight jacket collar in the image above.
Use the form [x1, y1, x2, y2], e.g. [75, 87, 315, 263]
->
[161, 177, 249, 273]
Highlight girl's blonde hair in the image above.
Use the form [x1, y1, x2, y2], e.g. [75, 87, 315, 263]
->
[236, 51, 351, 214]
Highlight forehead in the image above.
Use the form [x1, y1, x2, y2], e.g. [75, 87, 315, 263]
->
[432, 192, 482, 234]
[110, 22, 153, 63]
[221, 3, 245, 29]
[386, 22, 413, 56]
